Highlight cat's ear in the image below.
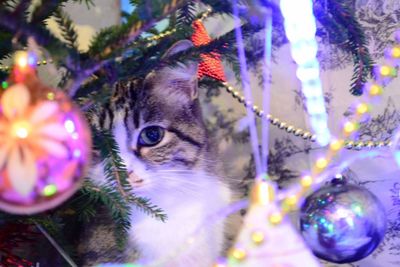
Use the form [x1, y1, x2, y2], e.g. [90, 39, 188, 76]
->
[145, 40, 199, 100]
[162, 40, 198, 77]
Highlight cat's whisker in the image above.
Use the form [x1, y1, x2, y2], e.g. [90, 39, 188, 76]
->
[155, 174, 213, 188]
[192, 155, 237, 165]
[155, 169, 235, 181]
[142, 174, 203, 189]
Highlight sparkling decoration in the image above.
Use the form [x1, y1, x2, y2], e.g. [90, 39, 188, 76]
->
[300, 179, 387, 263]
[280, 0, 331, 146]
[0, 52, 91, 214]
[191, 17, 227, 82]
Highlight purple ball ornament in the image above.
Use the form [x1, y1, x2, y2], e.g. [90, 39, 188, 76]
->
[0, 66, 91, 214]
[300, 177, 387, 263]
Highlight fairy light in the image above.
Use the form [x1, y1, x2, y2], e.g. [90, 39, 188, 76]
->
[229, 247, 247, 261]
[391, 46, 400, 58]
[282, 194, 299, 211]
[285, 195, 298, 206]
[356, 103, 369, 115]
[378, 65, 396, 77]
[11, 51, 38, 83]
[268, 211, 283, 225]
[280, 0, 331, 146]
[300, 175, 313, 188]
[251, 230, 265, 245]
[315, 157, 328, 170]
[330, 139, 343, 151]
[15, 51, 29, 69]
[368, 83, 383, 96]
[343, 121, 358, 135]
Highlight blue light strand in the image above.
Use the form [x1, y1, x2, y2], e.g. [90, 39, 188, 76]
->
[280, 0, 331, 146]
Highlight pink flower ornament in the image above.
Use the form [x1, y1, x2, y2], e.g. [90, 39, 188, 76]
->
[0, 83, 69, 197]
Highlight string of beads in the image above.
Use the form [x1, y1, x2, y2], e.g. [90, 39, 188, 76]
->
[221, 81, 392, 150]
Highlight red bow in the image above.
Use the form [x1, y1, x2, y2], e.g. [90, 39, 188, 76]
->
[191, 20, 226, 82]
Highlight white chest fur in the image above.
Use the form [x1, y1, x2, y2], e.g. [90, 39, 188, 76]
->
[128, 176, 232, 267]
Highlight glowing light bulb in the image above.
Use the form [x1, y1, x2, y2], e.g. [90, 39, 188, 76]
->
[315, 157, 328, 169]
[391, 47, 400, 58]
[229, 247, 247, 261]
[330, 139, 343, 151]
[356, 103, 369, 115]
[369, 84, 383, 96]
[269, 211, 283, 225]
[343, 121, 356, 134]
[15, 51, 29, 69]
[251, 230, 265, 245]
[379, 65, 392, 77]
[301, 175, 313, 188]
[286, 195, 298, 206]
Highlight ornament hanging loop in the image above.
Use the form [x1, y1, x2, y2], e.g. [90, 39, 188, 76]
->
[330, 173, 348, 186]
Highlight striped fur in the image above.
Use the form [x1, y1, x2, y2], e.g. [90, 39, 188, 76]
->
[83, 41, 236, 267]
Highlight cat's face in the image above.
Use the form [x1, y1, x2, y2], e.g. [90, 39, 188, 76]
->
[100, 41, 212, 198]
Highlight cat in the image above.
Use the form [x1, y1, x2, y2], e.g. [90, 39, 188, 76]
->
[85, 40, 236, 267]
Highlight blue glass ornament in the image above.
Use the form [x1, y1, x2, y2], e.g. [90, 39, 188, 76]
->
[300, 178, 387, 263]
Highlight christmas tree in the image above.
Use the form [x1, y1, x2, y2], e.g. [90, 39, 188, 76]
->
[0, 0, 395, 266]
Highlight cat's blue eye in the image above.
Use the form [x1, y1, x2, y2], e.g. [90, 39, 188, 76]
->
[138, 126, 165, 147]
